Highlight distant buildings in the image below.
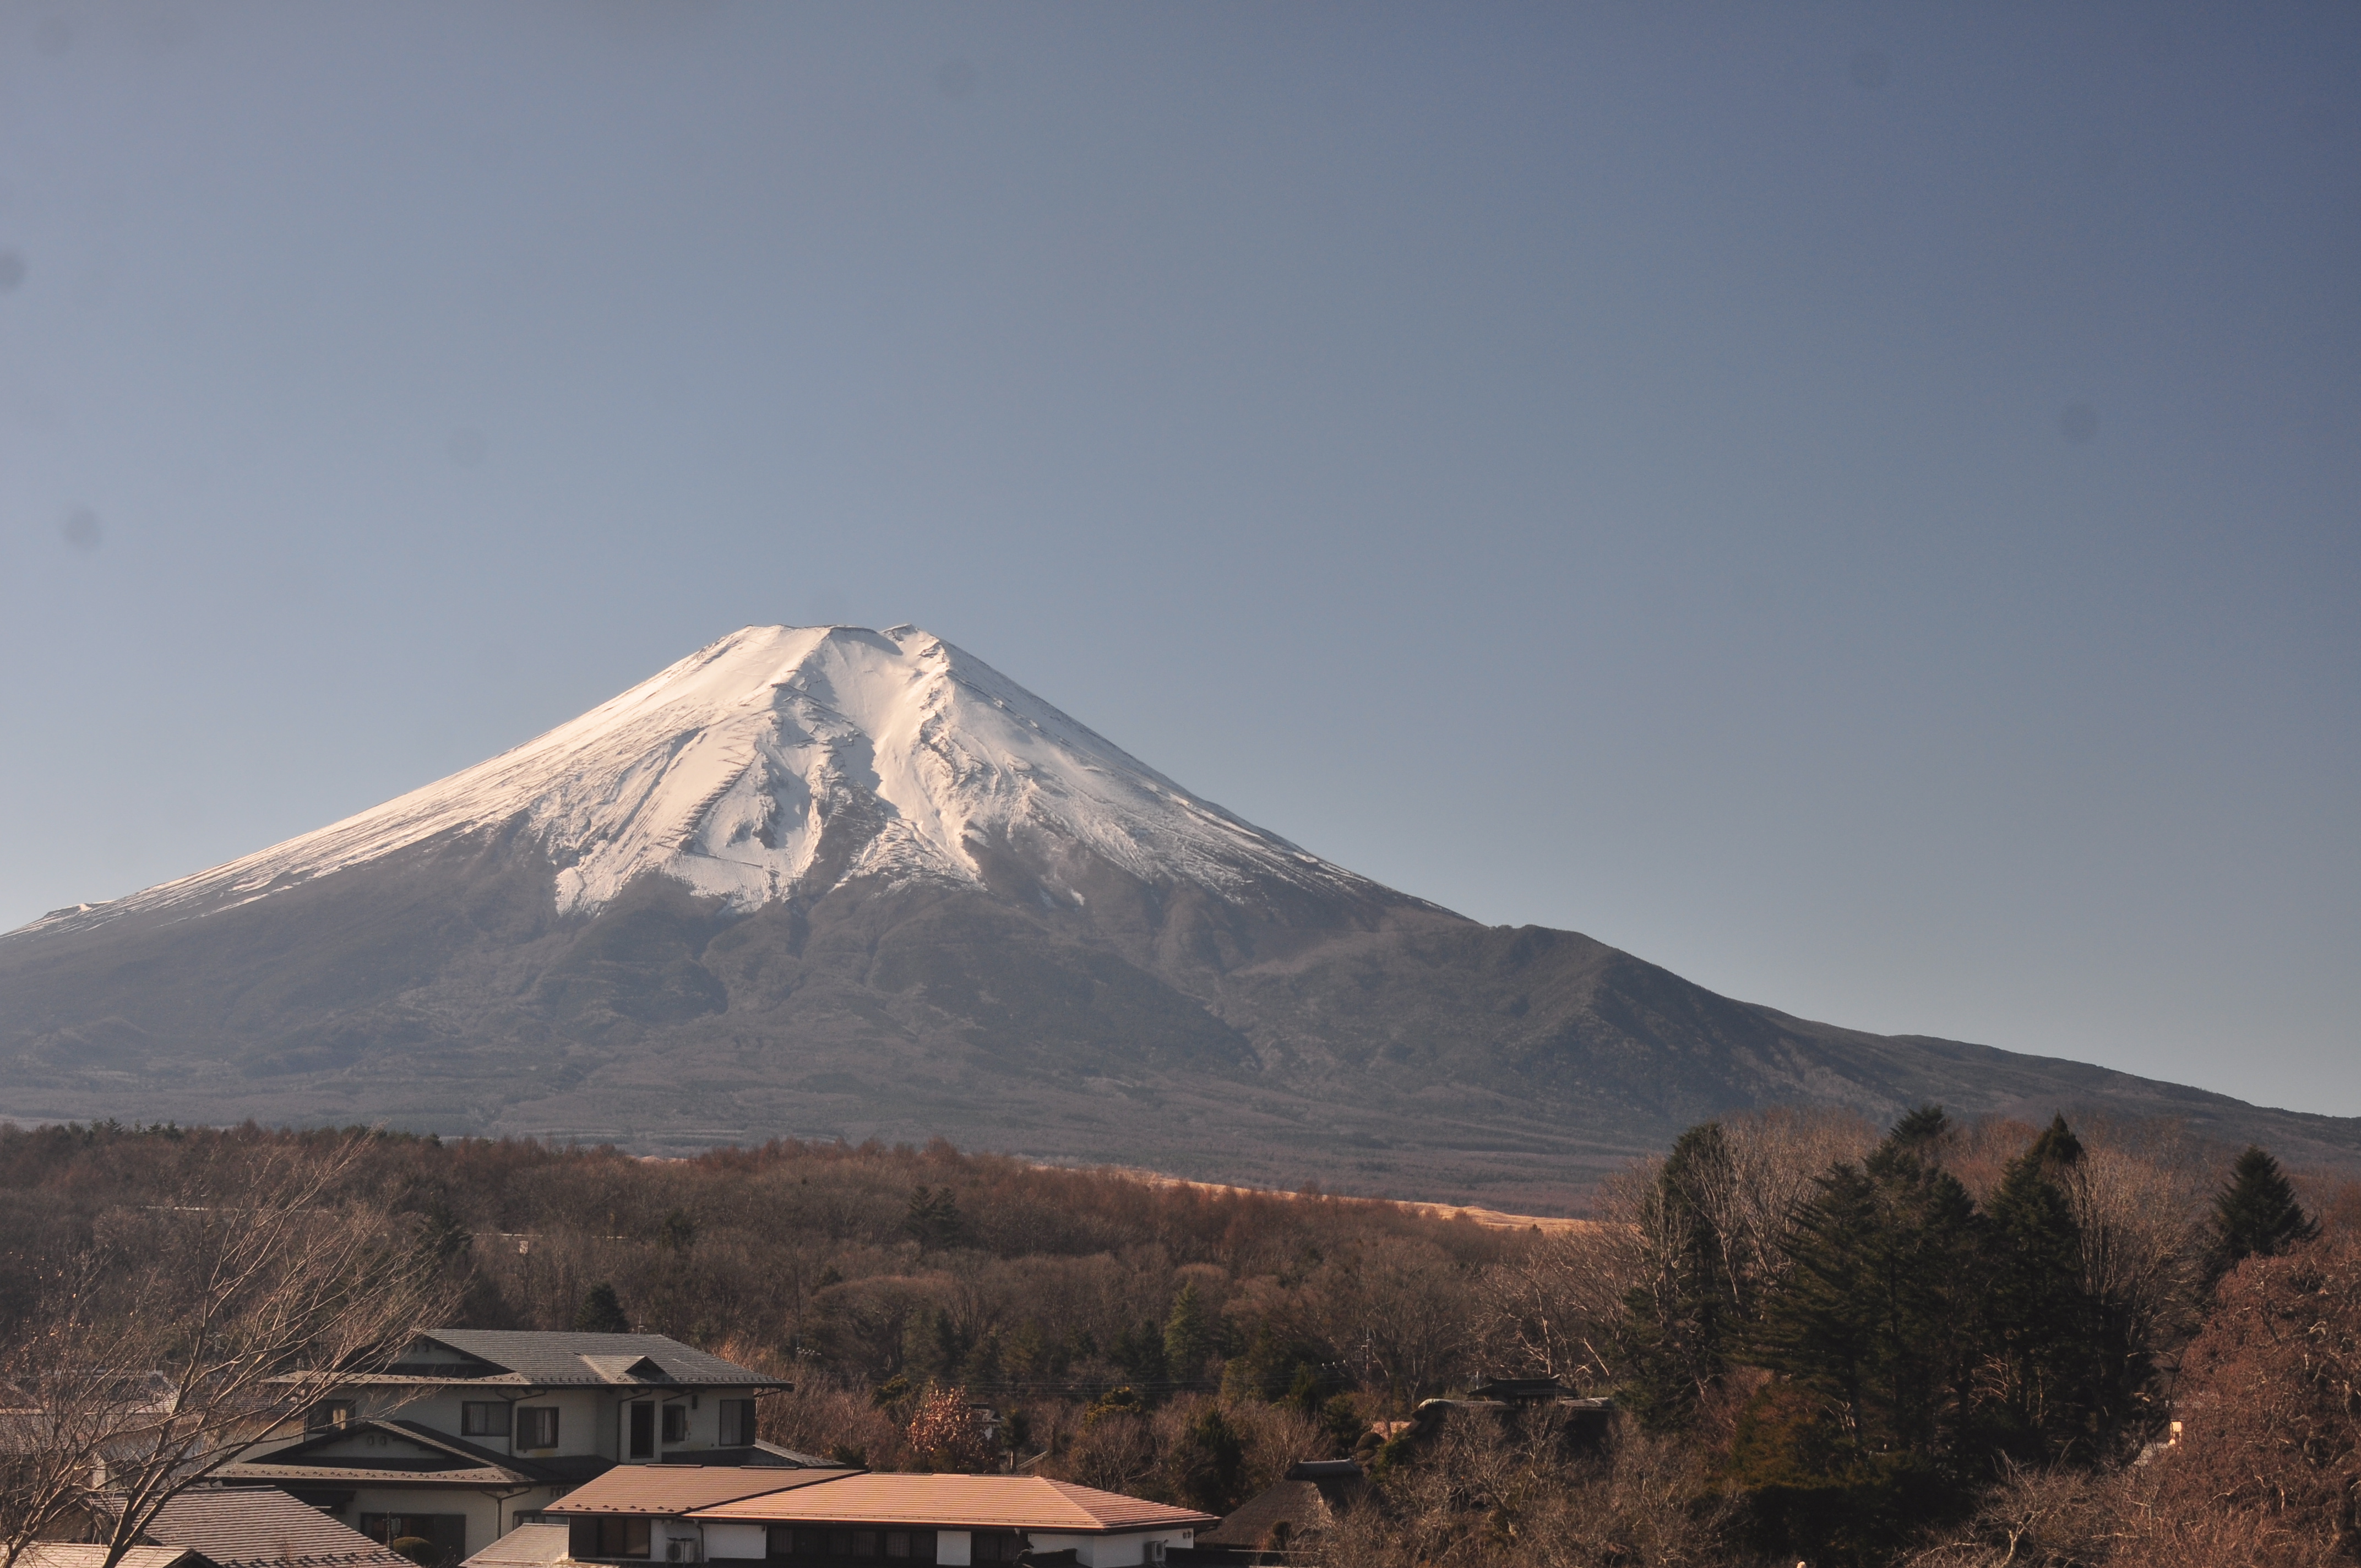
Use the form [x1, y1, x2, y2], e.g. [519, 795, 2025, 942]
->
[217, 1331, 792, 1562]
[30, 1331, 1250, 1568]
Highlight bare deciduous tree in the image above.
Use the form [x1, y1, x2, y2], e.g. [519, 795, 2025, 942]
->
[0, 1257, 147, 1568]
[3, 1136, 454, 1568]
[1475, 1226, 1640, 1391]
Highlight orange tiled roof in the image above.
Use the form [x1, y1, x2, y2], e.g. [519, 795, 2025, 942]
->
[690, 1474, 1216, 1534]
[547, 1467, 856, 1515]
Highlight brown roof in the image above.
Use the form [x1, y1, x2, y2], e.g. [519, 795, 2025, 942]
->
[460, 1525, 572, 1568]
[1201, 1479, 1336, 1548]
[546, 1467, 856, 1517]
[690, 1475, 1217, 1535]
[142, 1488, 414, 1568]
[19, 1551, 203, 1568]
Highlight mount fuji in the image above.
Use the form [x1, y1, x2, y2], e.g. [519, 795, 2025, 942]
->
[3, 624, 2354, 1205]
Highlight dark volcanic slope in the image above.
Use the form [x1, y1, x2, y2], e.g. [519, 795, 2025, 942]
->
[3, 825, 2352, 1211]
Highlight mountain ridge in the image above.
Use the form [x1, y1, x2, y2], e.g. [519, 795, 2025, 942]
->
[3, 624, 2353, 1207]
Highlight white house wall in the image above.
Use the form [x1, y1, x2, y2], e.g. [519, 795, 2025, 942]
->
[1022, 1531, 1192, 1567]
[346, 1386, 757, 1463]
[700, 1524, 766, 1560]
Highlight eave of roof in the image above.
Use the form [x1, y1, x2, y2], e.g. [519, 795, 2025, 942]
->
[212, 1462, 531, 1488]
[222, 1418, 559, 1488]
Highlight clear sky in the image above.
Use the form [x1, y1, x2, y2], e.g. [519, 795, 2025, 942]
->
[1, 5, 2354, 1114]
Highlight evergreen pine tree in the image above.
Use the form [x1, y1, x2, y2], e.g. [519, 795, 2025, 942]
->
[2211, 1145, 2319, 1277]
[1618, 1121, 1740, 1429]
[1115, 1320, 1167, 1384]
[2023, 1112, 2083, 1169]
[574, 1281, 629, 1333]
[1168, 1403, 1249, 1512]
[1981, 1115, 2101, 1459]
[1163, 1281, 1212, 1379]
[1889, 1104, 1952, 1150]
[903, 1185, 964, 1251]
[1750, 1108, 1984, 1463]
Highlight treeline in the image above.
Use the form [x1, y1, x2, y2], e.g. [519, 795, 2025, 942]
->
[4, 1113, 2357, 1565]
[1383, 1107, 2357, 1567]
[0, 1121, 1515, 1517]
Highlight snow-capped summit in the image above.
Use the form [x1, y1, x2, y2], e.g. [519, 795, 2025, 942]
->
[41, 624, 1377, 933]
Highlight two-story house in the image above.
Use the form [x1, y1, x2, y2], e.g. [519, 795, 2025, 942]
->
[217, 1331, 793, 1564]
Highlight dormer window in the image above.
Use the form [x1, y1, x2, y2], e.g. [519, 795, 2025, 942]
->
[307, 1400, 356, 1430]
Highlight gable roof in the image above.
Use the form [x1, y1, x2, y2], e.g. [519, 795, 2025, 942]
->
[689, 1475, 1217, 1535]
[356, 1332, 776, 1389]
[141, 1487, 414, 1568]
[546, 1466, 857, 1516]
[217, 1418, 589, 1489]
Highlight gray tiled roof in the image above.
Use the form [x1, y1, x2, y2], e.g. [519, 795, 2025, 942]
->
[406, 1332, 775, 1387]
[220, 1419, 556, 1488]
[19, 1549, 200, 1568]
[143, 1488, 415, 1568]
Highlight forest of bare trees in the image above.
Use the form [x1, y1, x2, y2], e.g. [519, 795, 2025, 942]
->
[3, 1111, 2355, 1567]
[0, 1135, 455, 1568]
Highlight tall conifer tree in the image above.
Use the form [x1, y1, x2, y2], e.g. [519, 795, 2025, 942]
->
[1982, 1115, 2101, 1458]
[1619, 1121, 1740, 1429]
[1163, 1280, 1211, 1378]
[2210, 1145, 2318, 1279]
[1751, 1107, 1984, 1462]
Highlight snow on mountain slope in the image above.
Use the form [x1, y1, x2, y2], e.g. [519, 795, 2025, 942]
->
[21, 625, 1383, 935]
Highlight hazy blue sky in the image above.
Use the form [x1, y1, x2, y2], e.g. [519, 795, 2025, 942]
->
[2, 4, 2355, 1114]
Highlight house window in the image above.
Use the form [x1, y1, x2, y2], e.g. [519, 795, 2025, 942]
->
[661, 1404, 689, 1443]
[971, 1533, 1026, 1564]
[567, 1518, 653, 1560]
[461, 1402, 511, 1438]
[307, 1400, 356, 1430]
[518, 1406, 560, 1449]
[880, 1533, 934, 1561]
[361, 1515, 467, 1566]
[628, 1402, 656, 1459]
[718, 1400, 756, 1446]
